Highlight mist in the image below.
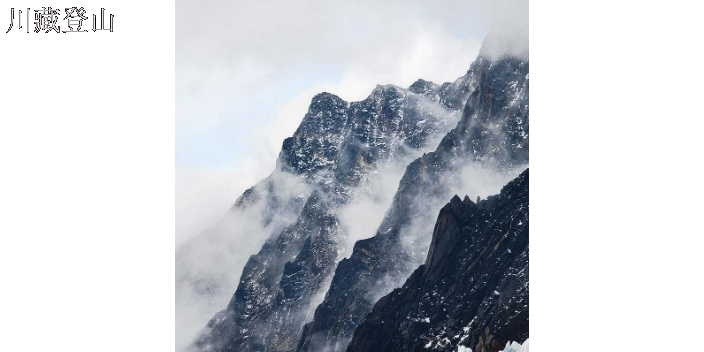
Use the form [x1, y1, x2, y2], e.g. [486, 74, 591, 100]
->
[175, 0, 488, 250]
[176, 208, 267, 351]
[175, 168, 312, 351]
[175, 1, 528, 351]
[335, 89, 463, 259]
[372, 162, 528, 304]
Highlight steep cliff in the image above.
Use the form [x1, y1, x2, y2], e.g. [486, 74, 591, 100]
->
[184, 70, 472, 352]
[295, 34, 528, 352]
[346, 169, 528, 352]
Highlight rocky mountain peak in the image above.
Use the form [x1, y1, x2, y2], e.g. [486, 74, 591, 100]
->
[182, 27, 529, 352]
[408, 79, 441, 97]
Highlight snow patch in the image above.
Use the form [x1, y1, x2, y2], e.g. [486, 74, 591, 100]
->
[500, 339, 529, 352]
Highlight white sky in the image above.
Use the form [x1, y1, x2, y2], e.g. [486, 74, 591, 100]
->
[175, 0, 518, 245]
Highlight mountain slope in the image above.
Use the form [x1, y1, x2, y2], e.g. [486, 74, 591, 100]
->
[185, 72, 473, 352]
[346, 169, 528, 352]
[295, 34, 528, 352]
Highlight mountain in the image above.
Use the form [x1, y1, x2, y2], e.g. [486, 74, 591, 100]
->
[295, 33, 528, 352]
[180, 26, 529, 352]
[346, 169, 528, 352]
[183, 68, 473, 352]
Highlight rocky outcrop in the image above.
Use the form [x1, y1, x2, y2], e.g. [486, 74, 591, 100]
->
[295, 33, 528, 352]
[346, 169, 528, 352]
[184, 67, 472, 352]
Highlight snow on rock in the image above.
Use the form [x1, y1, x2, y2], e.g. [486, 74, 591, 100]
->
[499, 339, 529, 352]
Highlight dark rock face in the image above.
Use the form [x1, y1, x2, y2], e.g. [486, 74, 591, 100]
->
[193, 193, 343, 352]
[178, 164, 315, 304]
[278, 80, 471, 188]
[181, 26, 529, 352]
[185, 68, 472, 352]
[295, 35, 528, 352]
[346, 169, 528, 352]
[278, 93, 350, 177]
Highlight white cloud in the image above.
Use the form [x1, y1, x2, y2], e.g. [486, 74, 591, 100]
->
[176, 0, 490, 246]
[175, 163, 264, 246]
[175, 1, 529, 349]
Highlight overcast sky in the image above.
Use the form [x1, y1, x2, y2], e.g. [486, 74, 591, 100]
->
[175, 0, 524, 245]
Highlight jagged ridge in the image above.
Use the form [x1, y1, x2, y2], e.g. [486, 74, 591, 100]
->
[346, 169, 528, 352]
[295, 35, 528, 352]
[185, 71, 472, 352]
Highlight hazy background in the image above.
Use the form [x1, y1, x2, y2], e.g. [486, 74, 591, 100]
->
[174, 0, 518, 246]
